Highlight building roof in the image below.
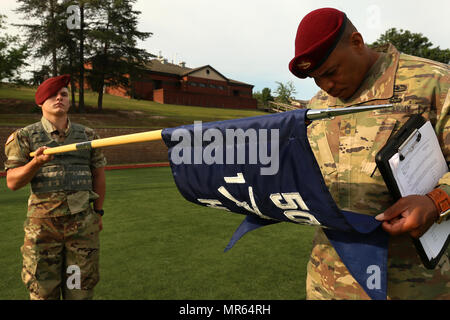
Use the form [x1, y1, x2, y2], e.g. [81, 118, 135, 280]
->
[145, 59, 253, 87]
[146, 59, 191, 75]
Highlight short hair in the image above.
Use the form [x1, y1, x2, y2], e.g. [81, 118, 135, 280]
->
[337, 17, 358, 47]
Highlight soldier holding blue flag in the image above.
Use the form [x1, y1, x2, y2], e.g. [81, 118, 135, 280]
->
[289, 8, 450, 299]
[4, 75, 107, 299]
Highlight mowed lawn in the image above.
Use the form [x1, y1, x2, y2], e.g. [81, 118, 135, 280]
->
[0, 167, 315, 300]
[0, 85, 267, 128]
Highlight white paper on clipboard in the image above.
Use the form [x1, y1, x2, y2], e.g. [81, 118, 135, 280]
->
[387, 121, 449, 260]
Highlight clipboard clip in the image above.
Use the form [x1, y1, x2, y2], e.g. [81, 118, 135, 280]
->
[398, 129, 422, 161]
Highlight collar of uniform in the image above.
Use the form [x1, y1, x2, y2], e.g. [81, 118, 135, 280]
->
[327, 43, 400, 107]
[40, 116, 72, 136]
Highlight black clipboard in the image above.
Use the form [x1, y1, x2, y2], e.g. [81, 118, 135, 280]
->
[375, 114, 450, 269]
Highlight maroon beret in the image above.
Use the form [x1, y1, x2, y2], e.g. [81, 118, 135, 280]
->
[289, 8, 347, 79]
[35, 74, 71, 105]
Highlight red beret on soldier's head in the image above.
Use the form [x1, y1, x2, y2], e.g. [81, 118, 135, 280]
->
[289, 8, 347, 79]
[35, 74, 71, 105]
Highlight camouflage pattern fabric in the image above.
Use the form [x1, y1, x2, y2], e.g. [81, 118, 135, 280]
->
[21, 208, 101, 300]
[4, 117, 106, 300]
[306, 44, 450, 300]
[27, 121, 93, 194]
[4, 116, 107, 218]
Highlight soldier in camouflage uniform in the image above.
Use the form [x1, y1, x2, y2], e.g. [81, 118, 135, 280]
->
[4, 75, 107, 300]
[289, 8, 450, 299]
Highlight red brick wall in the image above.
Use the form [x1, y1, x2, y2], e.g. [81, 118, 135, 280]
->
[106, 86, 128, 98]
[153, 89, 257, 109]
[229, 84, 253, 98]
[153, 89, 164, 104]
[132, 73, 181, 101]
[133, 80, 154, 100]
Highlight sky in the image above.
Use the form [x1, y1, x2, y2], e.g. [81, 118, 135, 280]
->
[2, 0, 450, 100]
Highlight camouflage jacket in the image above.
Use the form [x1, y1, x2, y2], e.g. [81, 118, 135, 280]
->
[4, 117, 107, 218]
[307, 44, 450, 299]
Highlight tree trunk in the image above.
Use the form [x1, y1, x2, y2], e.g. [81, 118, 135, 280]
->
[69, 53, 77, 111]
[78, 2, 85, 113]
[49, 0, 57, 76]
[70, 78, 77, 111]
[97, 77, 104, 112]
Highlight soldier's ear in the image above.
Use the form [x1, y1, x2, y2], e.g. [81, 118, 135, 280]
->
[350, 32, 364, 50]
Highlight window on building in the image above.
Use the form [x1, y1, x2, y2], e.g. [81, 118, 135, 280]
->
[190, 82, 197, 86]
[209, 84, 216, 88]
[233, 90, 239, 96]
[199, 83, 206, 88]
[206, 69, 210, 75]
[218, 85, 224, 90]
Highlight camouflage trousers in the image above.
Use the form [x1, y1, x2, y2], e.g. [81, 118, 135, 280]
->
[21, 208, 101, 300]
[306, 229, 450, 300]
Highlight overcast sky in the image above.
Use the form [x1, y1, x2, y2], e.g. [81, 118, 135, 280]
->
[2, 0, 450, 100]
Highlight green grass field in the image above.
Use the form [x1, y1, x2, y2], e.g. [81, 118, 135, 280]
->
[0, 167, 315, 300]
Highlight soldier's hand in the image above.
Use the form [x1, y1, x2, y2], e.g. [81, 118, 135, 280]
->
[33, 147, 54, 166]
[375, 195, 438, 238]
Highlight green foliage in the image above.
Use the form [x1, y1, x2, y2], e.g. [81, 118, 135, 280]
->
[369, 28, 450, 64]
[262, 87, 274, 105]
[86, 0, 153, 110]
[15, 0, 62, 76]
[0, 15, 29, 82]
[274, 81, 297, 104]
[253, 87, 274, 107]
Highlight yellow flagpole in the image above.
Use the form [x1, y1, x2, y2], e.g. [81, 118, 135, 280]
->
[29, 129, 163, 157]
[28, 104, 393, 157]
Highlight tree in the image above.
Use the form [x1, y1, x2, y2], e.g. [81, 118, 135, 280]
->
[15, 0, 62, 77]
[369, 28, 450, 64]
[86, 0, 153, 110]
[14, 0, 153, 112]
[78, 1, 86, 113]
[254, 87, 275, 107]
[274, 81, 297, 104]
[261, 87, 274, 106]
[16, 0, 85, 110]
[15, 0, 94, 112]
[0, 15, 29, 83]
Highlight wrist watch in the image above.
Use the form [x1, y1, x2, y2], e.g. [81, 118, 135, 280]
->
[426, 188, 450, 224]
[94, 209, 105, 216]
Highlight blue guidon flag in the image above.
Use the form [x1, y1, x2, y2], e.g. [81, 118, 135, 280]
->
[161, 109, 389, 300]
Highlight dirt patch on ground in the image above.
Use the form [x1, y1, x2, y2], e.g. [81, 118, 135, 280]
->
[0, 99, 39, 113]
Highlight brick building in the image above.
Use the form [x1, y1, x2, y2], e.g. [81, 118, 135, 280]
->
[106, 58, 258, 109]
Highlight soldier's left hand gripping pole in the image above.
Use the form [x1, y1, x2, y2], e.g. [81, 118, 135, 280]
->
[29, 104, 393, 157]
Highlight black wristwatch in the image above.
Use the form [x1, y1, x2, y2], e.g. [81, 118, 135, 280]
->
[95, 209, 104, 216]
